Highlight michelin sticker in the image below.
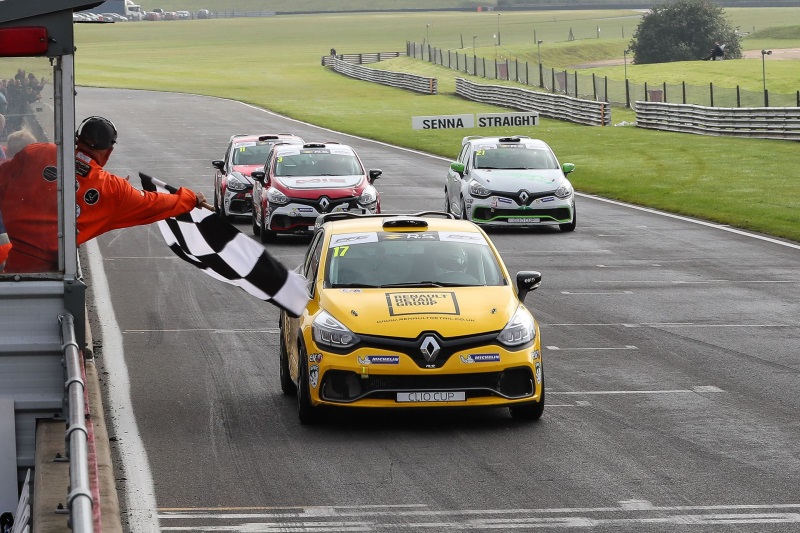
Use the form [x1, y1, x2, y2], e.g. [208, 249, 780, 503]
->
[309, 353, 323, 363]
[535, 362, 542, 385]
[309, 364, 320, 389]
[357, 355, 400, 365]
[460, 353, 501, 364]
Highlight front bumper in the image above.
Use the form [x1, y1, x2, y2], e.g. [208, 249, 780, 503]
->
[466, 194, 573, 226]
[268, 201, 378, 234]
[303, 334, 543, 409]
[223, 189, 253, 217]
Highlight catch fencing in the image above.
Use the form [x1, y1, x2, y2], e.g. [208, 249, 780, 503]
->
[408, 41, 800, 109]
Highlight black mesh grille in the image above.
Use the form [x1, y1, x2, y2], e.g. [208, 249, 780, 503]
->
[473, 206, 571, 222]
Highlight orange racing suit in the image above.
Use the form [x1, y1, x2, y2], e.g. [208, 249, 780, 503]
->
[0, 142, 198, 273]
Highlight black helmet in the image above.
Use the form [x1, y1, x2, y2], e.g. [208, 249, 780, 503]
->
[435, 244, 468, 273]
[76, 116, 117, 150]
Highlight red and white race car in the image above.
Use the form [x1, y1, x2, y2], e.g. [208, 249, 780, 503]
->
[212, 133, 304, 220]
[251, 141, 382, 241]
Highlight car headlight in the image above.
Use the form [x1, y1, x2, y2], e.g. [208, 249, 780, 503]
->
[227, 174, 249, 192]
[469, 179, 491, 198]
[358, 186, 378, 207]
[497, 307, 536, 347]
[312, 310, 361, 349]
[267, 187, 289, 205]
[554, 183, 573, 199]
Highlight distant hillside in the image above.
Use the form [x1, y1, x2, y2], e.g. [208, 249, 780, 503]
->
[137, 0, 796, 13]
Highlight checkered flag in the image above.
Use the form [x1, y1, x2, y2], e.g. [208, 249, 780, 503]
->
[140, 173, 309, 317]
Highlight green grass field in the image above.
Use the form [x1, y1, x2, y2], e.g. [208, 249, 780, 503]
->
[72, 9, 800, 242]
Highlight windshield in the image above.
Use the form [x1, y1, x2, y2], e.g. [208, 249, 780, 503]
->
[231, 141, 275, 166]
[473, 146, 558, 170]
[325, 231, 506, 288]
[275, 151, 362, 177]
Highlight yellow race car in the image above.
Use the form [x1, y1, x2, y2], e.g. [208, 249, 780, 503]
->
[279, 212, 544, 424]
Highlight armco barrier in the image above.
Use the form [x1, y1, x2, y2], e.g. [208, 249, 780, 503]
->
[327, 57, 436, 95]
[455, 78, 611, 126]
[635, 101, 800, 141]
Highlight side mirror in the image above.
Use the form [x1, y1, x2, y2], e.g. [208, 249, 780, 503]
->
[212, 160, 225, 171]
[251, 170, 266, 184]
[516, 271, 542, 302]
[562, 163, 575, 174]
[368, 169, 382, 183]
[450, 161, 465, 177]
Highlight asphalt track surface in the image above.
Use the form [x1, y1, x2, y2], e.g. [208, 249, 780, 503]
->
[78, 87, 800, 533]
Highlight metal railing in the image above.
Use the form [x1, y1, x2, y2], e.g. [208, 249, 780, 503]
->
[325, 56, 437, 95]
[59, 313, 93, 533]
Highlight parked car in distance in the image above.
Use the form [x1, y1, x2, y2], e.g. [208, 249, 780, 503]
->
[143, 11, 161, 20]
[197, 9, 210, 19]
[279, 211, 545, 424]
[163, 11, 178, 20]
[102, 13, 127, 22]
[176, 10, 191, 19]
[251, 141, 382, 242]
[212, 134, 305, 221]
[445, 135, 577, 232]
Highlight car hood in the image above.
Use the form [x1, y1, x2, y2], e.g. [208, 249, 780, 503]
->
[231, 165, 260, 185]
[319, 286, 519, 338]
[470, 169, 565, 193]
[276, 175, 364, 190]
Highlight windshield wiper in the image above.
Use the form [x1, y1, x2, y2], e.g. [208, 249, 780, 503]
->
[330, 283, 380, 288]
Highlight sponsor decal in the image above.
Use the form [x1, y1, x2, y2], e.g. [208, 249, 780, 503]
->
[357, 355, 400, 365]
[340, 289, 362, 293]
[76, 151, 91, 163]
[465, 198, 474, 206]
[43, 166, 58, 182]
[386, 292, 460, 317]
[84, 189, 100, 205]
[535, 361, 542, 385]
[498, 197, 513, 204]
[75, 205, 81, 218]
[460, 353, 501, 364]
[397, 391, 466, 402]
[530, 350, 541, 362]
[309, 353, 323, 364]
[380, 232, 438, 241]
[328, 232, 378, 248]
[438, 231, 488, 245]
[309, 364, 319, 389]
[539, 197, 555, 203]
[296, 178, 346, 184]
[491, 197, 498, 209]
[298, 207, 314, 212]
[236, 141, 257, 148]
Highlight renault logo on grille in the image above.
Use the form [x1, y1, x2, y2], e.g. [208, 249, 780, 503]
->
[420, 336, 441, 362]
[319, 197, 330, 212]
[519, 190, 530, 204]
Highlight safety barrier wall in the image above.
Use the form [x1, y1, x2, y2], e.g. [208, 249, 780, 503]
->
[635, 101, 800, 141]
[326, 57, 437, 95]
[321, 52, 404, 66]
[456, 77, 611, 126]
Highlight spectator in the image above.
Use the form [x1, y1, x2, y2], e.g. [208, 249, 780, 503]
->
[0, 114, 6, 159]
[704, 42, 725, 61]
[5, 129, 36, 159]
[0, 116, 207, 273]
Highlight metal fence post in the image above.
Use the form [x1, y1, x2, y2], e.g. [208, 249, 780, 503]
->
[645, 81, 649, 102]
[574, 71, 578, 98]
[663, 82, 667, 103]
[710, 82, 714, 107]
[737, 86, 741, 107]
[539, 62, 543, 88]
[682, 81, 686, 104]
[764, 89, 769, 107]
[625, 79, 630, 108]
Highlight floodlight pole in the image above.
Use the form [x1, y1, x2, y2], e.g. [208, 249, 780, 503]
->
[497, 13, 501, 46]
[761, 49, 771, 106]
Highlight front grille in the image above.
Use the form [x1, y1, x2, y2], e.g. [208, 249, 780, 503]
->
[473, 206, 571, 222]
[320, 367, 534, 403]
[290, 196, 359, 214]
[355, 331, 505, 369]
[270, 214, 316, 230]
[229, 197, 252, 214]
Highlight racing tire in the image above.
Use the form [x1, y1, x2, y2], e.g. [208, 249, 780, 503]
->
[296, 345, 321, 425]
[509, 372, 545, 421]
[559, 204, 577, 232]
[444, 189, 451, 215]
[260, 214, 277, 243]
[459, 198, 468, 221]
[213, 187, 220, 213]
[279, 327, 296, 395]
[251, 210, 260, 237]
[219, 197, 229, 221]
